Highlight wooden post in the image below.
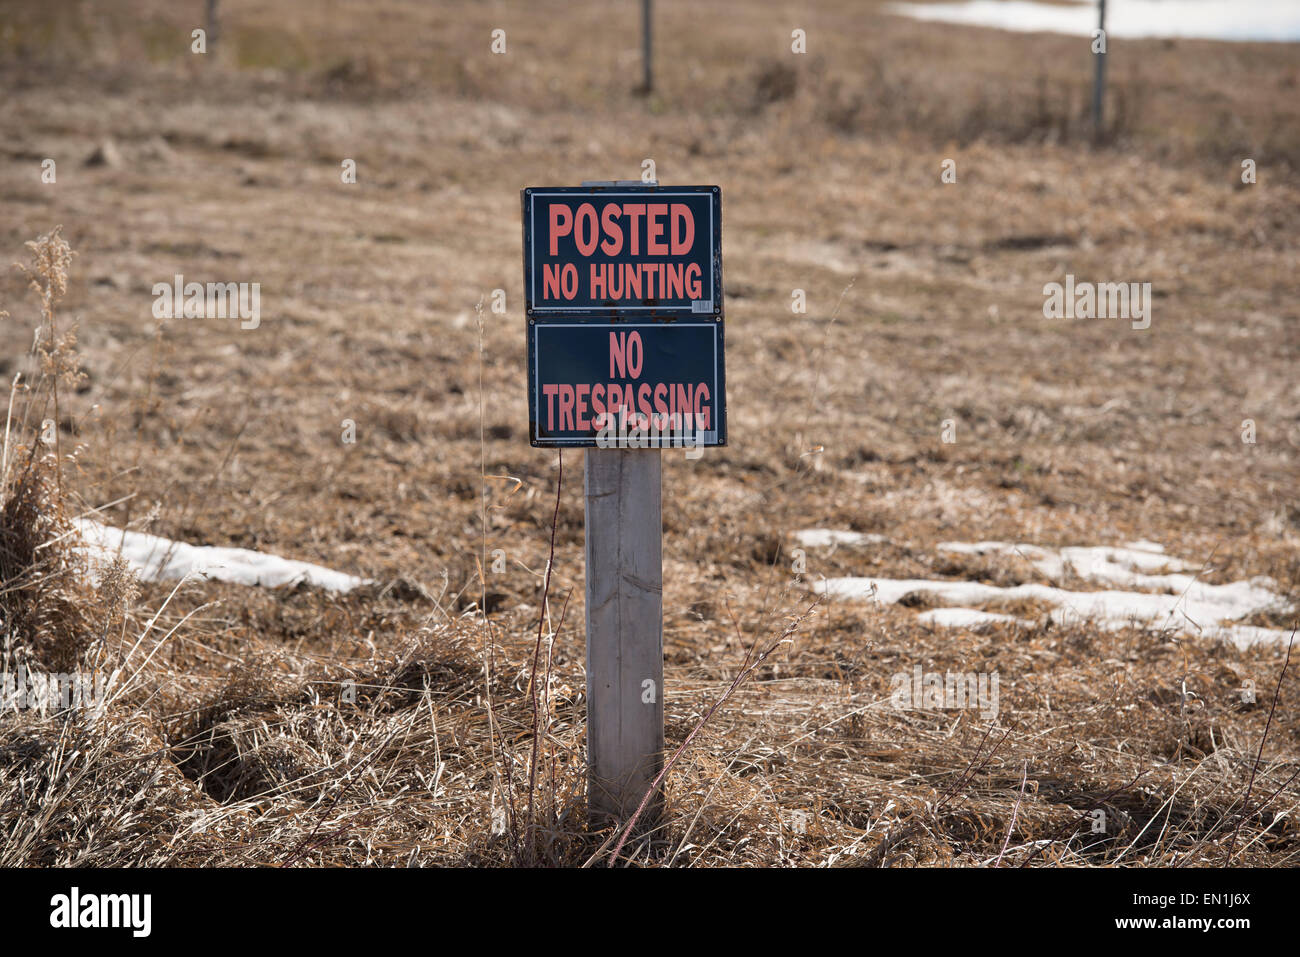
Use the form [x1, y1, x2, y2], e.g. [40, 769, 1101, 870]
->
[207, 0, 220, 48]
[641, 0, 653, 93]
[584, 447, 664, 827]
[1092, 0, 1107, 141]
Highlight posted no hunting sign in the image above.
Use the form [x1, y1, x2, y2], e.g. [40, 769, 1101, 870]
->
[522, 184, 726, 448]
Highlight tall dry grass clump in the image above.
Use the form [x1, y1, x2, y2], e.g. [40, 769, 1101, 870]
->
[0, 226, 106, 673]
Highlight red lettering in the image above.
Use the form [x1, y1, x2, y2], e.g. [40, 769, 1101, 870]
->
[575, 383, 590, 430]
[653, 383, 668, 416]
[548, 204, 572, 255]
[559, 384, 576, 431]
[623, 204, 645, 254]
[673, 383, 690, 417]
[543, 264, 563, 300]
[626, 331, 643, 378]
[646, 203, 668, 255]
[610, 331, 627, 377]
[574, 203, 598, 257]
[542, 383, 559, 429]
[600, 204, 623, 256]
[670, 204, 694, 255]
[560, 263, 578, 299]
[694, 384, 711, 429]
[685, 263, 702, 299]
[665, 263, 684, 299]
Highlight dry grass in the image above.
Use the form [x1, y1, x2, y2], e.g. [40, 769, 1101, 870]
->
[0, 1, 1297, 867]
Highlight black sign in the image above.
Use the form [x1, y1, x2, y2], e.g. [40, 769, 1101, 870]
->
[523, 184, 725, 448]
[522, 185, 722, 319]
[528, 320, 725, 447]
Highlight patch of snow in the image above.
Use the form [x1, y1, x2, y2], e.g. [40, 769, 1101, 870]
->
[808, 535, 1295, 646]
[793, 529, 887, 548]
[887, 0, 1300, 44]
[1209, 624, 1299, 651]
[916, 607, 1030, 629]
[937, 541, 1195, 586]
[76, 519, 368, 593]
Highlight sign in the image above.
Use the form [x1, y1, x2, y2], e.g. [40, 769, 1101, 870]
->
[522, 183, 726, 449]
[528, 319, 725, 447]
[522, 185, 721, 318]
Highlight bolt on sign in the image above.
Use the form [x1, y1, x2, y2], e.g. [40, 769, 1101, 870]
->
[522, 185, 725, 448]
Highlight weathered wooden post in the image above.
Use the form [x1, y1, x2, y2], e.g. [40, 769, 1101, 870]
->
[641, 0, 654, 93]
[522, 180, 725, 831]
[1092, 0, 1107, 141]
[584, 445, 663, 823]
[206, 0, 220, 54]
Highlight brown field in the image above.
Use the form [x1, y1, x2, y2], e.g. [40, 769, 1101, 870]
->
[0, 0, 1297, 866]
